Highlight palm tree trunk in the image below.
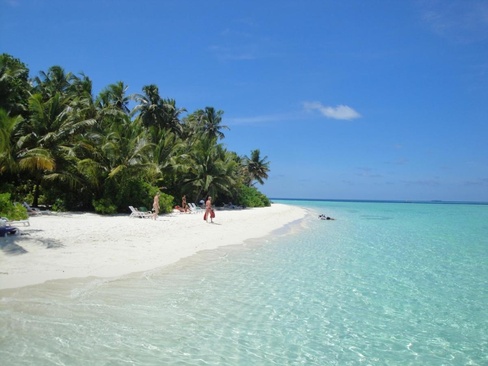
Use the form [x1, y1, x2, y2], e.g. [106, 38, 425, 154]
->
[33, 178, 41, 207]
[194, 188, 203, 205]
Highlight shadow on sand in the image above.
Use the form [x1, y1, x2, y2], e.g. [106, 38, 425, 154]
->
[0, 232, 64, 255]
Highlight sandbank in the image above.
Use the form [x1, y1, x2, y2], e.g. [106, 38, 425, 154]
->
[0, 203, 307, 290]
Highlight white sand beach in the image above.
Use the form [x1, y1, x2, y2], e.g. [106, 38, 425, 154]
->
[0, 203, 307, 290]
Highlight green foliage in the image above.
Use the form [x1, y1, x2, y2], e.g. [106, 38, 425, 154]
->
[0, 53, 30, 117]
[0, 182, 19, 199]
[0, 192, 28, 220]
[103, 176, 150, 213]
[0, 54, 273, 215]
[92, 198, 117, 215]
[40, 180, 93, 211]
[235, 184, 270, 208]
[243, 149, 270, 187]
[179, 137, 239, 203]
[51, 198, 66, 212]
[151, 191, 174, 214]
[102, 175, 173, 214]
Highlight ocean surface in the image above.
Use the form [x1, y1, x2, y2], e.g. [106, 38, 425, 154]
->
[1, 200, 487, 365]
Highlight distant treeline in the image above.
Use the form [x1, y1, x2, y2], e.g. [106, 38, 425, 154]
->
[0, 53, 271, 213]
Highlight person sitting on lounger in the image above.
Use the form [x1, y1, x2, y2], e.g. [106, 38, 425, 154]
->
[182, 195, 189, 212]
[174, 205, 187, 212]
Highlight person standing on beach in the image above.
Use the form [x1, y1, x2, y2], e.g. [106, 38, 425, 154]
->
[182, 195, 188, 213]
[204, 196, 214, 223]
[153, 192, 160, 220]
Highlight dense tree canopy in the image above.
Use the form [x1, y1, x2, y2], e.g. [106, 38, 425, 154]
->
[0, 53, 271, 213]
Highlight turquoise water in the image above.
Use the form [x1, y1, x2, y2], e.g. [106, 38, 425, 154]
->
[1, 200, 487, 365]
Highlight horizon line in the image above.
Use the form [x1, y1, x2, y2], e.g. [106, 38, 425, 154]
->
[270, 197, 488, 205]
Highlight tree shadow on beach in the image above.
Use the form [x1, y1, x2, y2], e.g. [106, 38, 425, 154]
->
[0, 237, 27, 255]
[34, 237, 64, 249]
[0, 233, 64, 255]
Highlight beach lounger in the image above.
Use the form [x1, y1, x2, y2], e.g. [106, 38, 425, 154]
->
[13, 219, 30, 226]
[9, 220, 30, 226]
[188, 203, 202, 214]
[23, 202, 43, 215]
[128, 206, 152, 218]
[0, 226, 20, 237]
[0, 218, 20, 237]
[0, 217, 30, 227]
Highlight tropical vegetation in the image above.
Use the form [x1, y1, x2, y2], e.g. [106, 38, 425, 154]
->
[0, 53, 271, 214]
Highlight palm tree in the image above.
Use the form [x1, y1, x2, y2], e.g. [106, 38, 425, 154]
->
[96, 81, 131, 115]
[179, 137, 238, 203]
[151, 129, 185, 188]
[132, 84, 184, 138]
[182, 107, 228, 140]
[32, 66, 74, 101]
[102, 121, 153, 180]
[0, 109, 23, 174]
[243, 149, 270, 186]
[0, 53, 30, 117]
[200, 107, 228, 140]
[162, 98, 186, 137]
[15, 92, 96, 205]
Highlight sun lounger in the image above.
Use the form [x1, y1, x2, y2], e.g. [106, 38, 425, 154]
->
[0, 218, 20, 237]
[188, 203, 202, 214]
[13, 219, 30, 226]
[0, 226, 20, 237]
[23, 202, 43, 215]
[129, 206, 152, 218]
[1, 217, 29, 226]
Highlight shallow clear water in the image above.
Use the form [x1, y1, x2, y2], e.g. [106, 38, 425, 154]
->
[1, 200, 487, 365]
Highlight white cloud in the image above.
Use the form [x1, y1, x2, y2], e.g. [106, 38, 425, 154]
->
[228, 102, 361, 125]
[226, 113, 290, 125]
[209, 45, 258, 61]
[419, 0, 488, 43]
[303, 102, 362, 120]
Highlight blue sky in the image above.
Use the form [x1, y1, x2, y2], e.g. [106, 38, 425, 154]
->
[2, 0, 487, 202]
